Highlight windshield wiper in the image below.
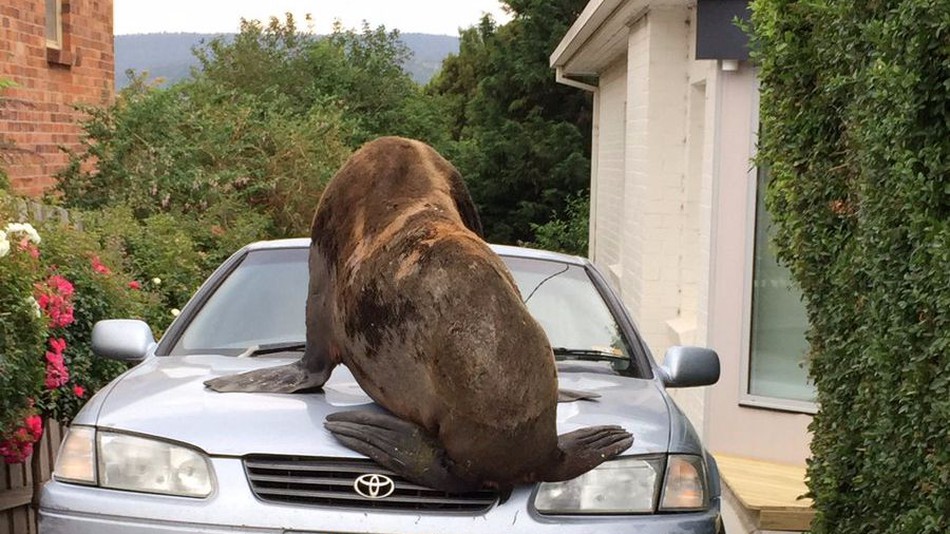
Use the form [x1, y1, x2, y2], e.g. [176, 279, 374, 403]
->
[237, 342, 306, 358]
[552, 347, 625, 362]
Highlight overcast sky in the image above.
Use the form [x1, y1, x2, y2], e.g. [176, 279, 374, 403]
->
[114, 0, 511, 36]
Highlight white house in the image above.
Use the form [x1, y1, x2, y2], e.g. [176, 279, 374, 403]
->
[551, 1, 816, 532]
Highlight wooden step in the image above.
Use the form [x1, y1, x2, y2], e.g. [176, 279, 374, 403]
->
[714, 453, 815, 531]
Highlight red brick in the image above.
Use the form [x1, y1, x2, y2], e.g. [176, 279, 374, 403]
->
[1, 0, 113, 196]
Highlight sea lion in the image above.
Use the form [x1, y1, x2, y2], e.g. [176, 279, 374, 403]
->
[205, 136, 632, 491]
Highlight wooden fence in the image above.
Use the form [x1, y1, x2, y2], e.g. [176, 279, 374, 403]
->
[2, 200, 75, 533]
[0, 422, 64, 534]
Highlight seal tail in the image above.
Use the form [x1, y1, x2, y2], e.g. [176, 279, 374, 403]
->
[204, 361, 329, 393]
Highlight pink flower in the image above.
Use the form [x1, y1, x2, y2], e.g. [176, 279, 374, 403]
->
[24, 416, 43, 440]
[18, 238, 40, 259]
[72, 385, 85, 398]
[0, 439, 33, 464]
[90, 255, 112, 275]
[35, 277, 75, 329]
[45, 351, 64, 366]
[48, 275, 74, 297]
[128, 280, 141, 290]
[45, 350, 69, 389]
[1, 415, 43, 464]
[49, 337, 66, 355]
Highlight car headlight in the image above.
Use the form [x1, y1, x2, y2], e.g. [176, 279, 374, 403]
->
[535, 457, 664, 514]
[534, 454, 707, 514]
[53, 426, 214, 498]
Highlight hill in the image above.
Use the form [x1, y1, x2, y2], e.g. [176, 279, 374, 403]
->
[114, 32, 459, 89]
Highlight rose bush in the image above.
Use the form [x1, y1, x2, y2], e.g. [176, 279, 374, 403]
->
[0, 196, 160, 464]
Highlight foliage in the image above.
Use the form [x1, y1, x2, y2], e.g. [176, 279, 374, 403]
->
[55, 73, 349, 237]
[0, 77, 15, 190]
[0, 196, 158, 463]
[750, 1, 949, 532]
[428, 0, 593, 245]
[529, 194, 589, 256]
[193, 15, 449, 147]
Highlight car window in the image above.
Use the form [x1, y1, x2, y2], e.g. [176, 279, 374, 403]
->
[173, 248, 310, 355]
[169, 248, 635, 373]
[504, 256, 632, 359]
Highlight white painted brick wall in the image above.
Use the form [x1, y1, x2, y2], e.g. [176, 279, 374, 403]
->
[592, 59, 628, 276]
[587, 5, 718, 436]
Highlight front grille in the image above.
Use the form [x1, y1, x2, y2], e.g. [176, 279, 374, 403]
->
[244, 455, 499, 513]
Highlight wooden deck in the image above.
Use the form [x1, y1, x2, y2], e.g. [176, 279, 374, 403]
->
[715, 453, 815, 532]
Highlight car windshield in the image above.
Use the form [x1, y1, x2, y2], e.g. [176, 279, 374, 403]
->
[169, 247, 636, 374]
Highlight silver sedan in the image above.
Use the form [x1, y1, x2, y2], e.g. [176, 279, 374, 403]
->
[40, 240, 723, 533]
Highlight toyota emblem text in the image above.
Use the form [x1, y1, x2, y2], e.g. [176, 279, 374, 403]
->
[354, 474, 396, 499]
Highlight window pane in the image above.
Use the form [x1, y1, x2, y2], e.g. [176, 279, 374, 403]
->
[748, 165, 815, 402]
[45, 0, 60, 45]
[504, 257, 632, 359]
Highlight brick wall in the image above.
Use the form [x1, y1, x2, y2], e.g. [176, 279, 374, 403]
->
[0, 0, 114, 196]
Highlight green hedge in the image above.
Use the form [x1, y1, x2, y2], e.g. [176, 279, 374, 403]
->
[750, 1, 949, 532]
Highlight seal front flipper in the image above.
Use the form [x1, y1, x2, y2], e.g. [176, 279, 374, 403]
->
[540, 425, 634, 482]
[204, 360, 331, 393]
[325, 410, 480, 493]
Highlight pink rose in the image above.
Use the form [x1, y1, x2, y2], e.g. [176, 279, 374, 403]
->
[49, 337, 67, 355]
[24, 416, 43, 440]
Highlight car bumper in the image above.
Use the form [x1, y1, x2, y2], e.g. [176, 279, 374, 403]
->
[40, 458, 721, 534]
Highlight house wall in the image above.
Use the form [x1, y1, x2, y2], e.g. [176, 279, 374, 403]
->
[0, 0, 114, 196]
[703, 63, 813, 465]
[581, 2, 812, 464]
[590, 58, 628, 279]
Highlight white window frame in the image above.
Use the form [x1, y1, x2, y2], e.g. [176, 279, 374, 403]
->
[738, 74, 818, 415]
[45, 0, 63, 50]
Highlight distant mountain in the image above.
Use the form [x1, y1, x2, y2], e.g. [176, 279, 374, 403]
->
[114, 32, 460, 89]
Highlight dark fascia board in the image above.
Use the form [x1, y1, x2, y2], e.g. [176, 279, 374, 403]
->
[696, 0, 751, 60]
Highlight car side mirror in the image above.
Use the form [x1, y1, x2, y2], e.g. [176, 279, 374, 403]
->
[660, 346, 720, 388]
[91, 319, 156, 362]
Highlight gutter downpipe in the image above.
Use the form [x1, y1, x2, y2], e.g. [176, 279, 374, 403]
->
[553, 65, 599, 261]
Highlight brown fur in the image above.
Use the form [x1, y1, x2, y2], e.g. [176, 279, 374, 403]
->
[304, 137, 561, 483]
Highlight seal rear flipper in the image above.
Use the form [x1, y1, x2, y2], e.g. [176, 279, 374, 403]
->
[557, 388, 601, 403]
[540, 425, 634, 482]
[204, 361, 330, 393]
[325, 410, 481, 493]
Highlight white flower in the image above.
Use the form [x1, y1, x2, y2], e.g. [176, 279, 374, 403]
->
[26, 296, 41, 318]
[4, 222, 41, 244]
[152, 277, 162, 285]
[170, 308, 181, 317]
[0, 231, 9, 258]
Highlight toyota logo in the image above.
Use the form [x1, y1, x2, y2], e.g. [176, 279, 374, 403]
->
[353, 473, 396, 499]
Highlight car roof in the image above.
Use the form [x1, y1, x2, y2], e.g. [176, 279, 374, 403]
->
[244, 238, 589, 266]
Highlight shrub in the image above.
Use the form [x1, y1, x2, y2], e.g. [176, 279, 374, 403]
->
[750, 1, 949, 532]
[0, 196, 158, 463]
[529, 194, 589, 256]
[56, 79, 350, 237]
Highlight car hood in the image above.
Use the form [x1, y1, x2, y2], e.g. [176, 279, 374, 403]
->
[93, 355, 672, 457]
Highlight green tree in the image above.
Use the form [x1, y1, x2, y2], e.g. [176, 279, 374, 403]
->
[750, 1, 949, 533]
[194, 15, 449, 146]
[429, 1, 592, 246]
